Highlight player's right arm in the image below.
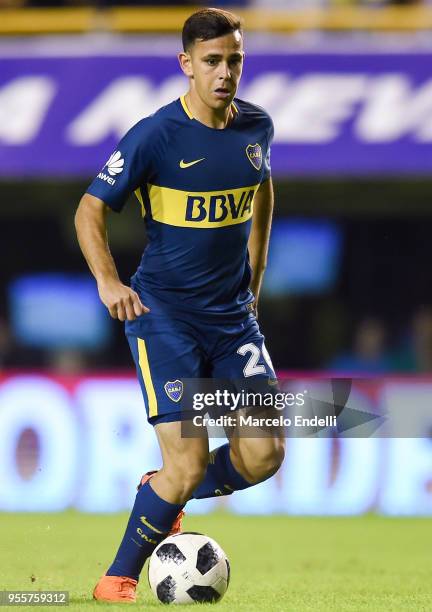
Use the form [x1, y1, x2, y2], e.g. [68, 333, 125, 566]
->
[75, 193, 149, 321]
[75, 116, 160, 321]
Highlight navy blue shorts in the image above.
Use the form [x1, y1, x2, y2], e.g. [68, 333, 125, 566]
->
[126, 311, 276, 425]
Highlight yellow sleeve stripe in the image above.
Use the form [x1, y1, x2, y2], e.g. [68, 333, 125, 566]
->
[137, 338, 158, 418]
[134, 187, 145, 217]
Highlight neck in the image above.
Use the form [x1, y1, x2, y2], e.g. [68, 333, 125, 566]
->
[185, 90, 233, 129]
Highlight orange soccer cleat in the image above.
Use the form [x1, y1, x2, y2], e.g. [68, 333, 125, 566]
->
[93, 575, 137, 603]
[138, 471, 185, 535]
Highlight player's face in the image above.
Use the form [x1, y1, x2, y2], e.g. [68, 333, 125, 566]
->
[182, 31, 244, 110]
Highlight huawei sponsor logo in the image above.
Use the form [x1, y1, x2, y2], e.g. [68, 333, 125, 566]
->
[97, 150, 124, 185]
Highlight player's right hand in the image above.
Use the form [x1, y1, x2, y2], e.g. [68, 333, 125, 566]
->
[97, 280, 150, 321]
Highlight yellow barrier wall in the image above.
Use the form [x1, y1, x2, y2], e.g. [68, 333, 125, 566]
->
[1, 6, 432, 35]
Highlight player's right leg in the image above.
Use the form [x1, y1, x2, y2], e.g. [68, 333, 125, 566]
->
[94, 313, 208, 603]
[151, 420, 209, 504]
[93, 421, 209, 603]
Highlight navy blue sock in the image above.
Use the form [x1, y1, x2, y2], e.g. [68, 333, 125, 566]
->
[192, 444, 252, 499]
[107, 481, 184, 581]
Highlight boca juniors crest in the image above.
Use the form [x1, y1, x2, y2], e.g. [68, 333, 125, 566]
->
[164, 380, 183, 402]
[246, 143, 262, 170]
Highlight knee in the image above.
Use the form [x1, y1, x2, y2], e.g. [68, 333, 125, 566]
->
[243, 440, 285, 484]
[162, 456, 208, 502]
[183, 462, 208, 492]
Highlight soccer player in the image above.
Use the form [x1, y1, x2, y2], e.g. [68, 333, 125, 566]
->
[75, 7, 285, 603]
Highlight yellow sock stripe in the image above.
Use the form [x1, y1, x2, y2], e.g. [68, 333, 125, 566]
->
[134, 187, 145, 217]
[137, 338, 158, 418]
[139, 515, 164, 534]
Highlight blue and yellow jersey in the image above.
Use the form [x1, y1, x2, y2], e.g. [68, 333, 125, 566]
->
[87, 95, 273, 320]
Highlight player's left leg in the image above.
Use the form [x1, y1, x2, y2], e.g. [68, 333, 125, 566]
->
[191, 313, 285, 499]
[191, 435, 284, 500]
[228, 428, 285, 485]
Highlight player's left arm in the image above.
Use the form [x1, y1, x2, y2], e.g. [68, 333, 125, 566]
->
[248, 177, 274, 315]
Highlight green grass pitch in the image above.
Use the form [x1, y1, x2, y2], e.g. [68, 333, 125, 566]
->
[1, 512, 431, 611]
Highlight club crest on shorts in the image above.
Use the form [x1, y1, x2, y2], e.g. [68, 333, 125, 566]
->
[246, 143, 262, 170]
[164, 380, 183, 402]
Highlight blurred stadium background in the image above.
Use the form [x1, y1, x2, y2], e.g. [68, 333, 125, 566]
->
[1, 0, 432, 518]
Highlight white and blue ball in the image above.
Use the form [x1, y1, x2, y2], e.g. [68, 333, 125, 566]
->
[148, 532, 230, 604]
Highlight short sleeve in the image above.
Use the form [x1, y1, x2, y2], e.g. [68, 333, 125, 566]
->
[86, 117, 158, 212]
[262, 116, 274, 183]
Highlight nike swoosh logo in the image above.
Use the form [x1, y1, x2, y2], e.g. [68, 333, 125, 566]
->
[179, 158, 205, 169]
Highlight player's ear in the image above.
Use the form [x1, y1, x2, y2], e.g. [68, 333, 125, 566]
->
[178, 51, 193, 78]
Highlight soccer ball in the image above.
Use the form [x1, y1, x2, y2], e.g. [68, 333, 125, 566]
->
[148, 532, 230, 604]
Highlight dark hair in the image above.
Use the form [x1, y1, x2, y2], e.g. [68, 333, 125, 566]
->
[182, 8, 242, 51]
